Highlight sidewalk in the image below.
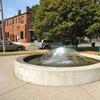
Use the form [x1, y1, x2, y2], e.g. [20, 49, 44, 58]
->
[0, 56, 100, 100]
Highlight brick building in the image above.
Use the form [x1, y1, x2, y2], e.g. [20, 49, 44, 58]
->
[4, 7, 34, 43]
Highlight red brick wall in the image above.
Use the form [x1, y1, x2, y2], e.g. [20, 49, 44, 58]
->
[4, 12, 31, 43]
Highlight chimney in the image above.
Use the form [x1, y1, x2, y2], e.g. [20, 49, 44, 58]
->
[26, 6, 30, 12]
[18, 10, 21, 15]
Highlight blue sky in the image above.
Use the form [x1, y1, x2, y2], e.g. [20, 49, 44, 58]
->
[2, 0, 39, 19]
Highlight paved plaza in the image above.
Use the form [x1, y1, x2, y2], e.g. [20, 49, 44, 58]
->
[0, 56, 100, 100]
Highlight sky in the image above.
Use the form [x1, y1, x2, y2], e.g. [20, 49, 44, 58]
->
[1, 0, 39, 19]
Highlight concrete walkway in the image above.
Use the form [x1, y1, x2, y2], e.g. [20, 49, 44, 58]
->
[0, 56, 100, 100]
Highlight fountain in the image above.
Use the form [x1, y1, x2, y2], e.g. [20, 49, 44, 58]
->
[15, 47, 100, 86]
[28, 47, 98, 67]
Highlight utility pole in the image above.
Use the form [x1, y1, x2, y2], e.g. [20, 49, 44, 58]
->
[0, 0, 5, 53]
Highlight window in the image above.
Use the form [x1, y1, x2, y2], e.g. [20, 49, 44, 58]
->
[9, 19, 12, 25]
[16, 18, 17, 23]
[5, 32, 9, 38]
[10, 35, 14, 41]
[12, 19, 14, 24]
[21, 16, 24, 24]
[20, 31, 24, 39]
[6, 20, 8, 26]
[18, 17, 20, 23]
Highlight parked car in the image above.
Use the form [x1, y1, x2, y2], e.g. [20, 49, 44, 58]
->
[34, 39, 75, 49]
[34, 40, 51, 49]
[91, 40, 95, 47]
[0, 41, 25, 51]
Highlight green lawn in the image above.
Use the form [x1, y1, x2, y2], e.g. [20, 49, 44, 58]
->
[0, 46, 99, 56]
[0, 50, 49, 56]
[76, 46, 100, 52]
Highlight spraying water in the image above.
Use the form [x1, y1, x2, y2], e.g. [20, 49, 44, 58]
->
[27, 47, 98, 67]
[41, 47, 80, 65]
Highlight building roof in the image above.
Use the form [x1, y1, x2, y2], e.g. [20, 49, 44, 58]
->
[4, 12, 28, 20]
[5, 7, 32, 20]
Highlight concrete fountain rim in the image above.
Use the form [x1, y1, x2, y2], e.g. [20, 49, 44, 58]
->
[15, 53, 100, 71]
[14, 53, 100, 86]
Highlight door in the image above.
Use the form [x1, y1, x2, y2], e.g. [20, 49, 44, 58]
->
[30, 31, 34, 42]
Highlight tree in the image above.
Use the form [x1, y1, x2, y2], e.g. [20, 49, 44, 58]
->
[30, 5, 38, 22]
[85, 23, 100, 39]
[91, 0, 100, 5]
[31, 0, 100, 43]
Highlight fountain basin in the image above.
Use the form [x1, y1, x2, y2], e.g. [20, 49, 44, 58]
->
[15, 53, 100, 86]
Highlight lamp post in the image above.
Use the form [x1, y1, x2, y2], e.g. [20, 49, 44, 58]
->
[0, 0, 5, 53]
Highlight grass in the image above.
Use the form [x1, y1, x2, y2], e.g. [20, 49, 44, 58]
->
[0, 50, 49, 56]
[0, 46, 99, 56]
[77, 46, 100, 52]
[76, 46, 100, 56]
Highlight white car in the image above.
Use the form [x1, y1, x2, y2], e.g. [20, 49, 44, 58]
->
[34, 40, 50, 49]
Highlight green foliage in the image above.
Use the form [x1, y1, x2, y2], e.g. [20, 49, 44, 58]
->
[85, 23, 100, 38]
[91, 0, 100, 5]
[30, 5, 38, 23]
[31, 0, 100, 42]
